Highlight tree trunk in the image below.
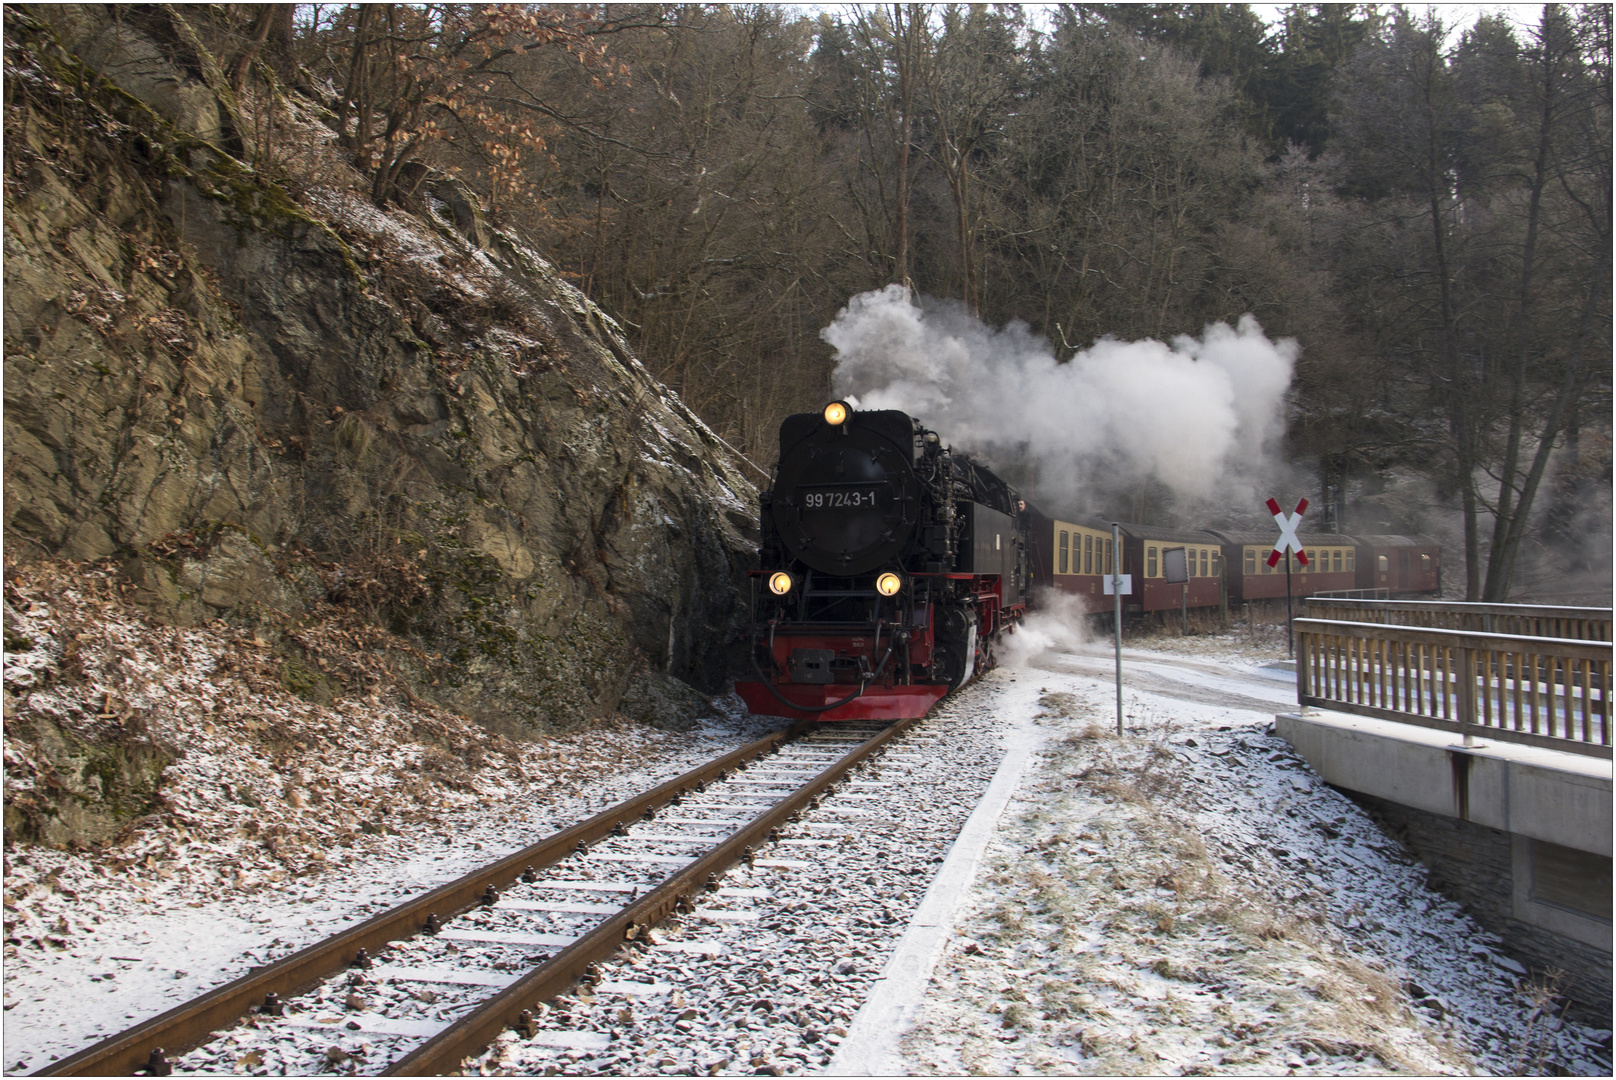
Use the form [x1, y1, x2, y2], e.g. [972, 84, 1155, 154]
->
[892, 4, 915, 289]
[1481, 17, 1558, 601]
[1482, 266, 1608, 600]
[229, 5, 277, 94]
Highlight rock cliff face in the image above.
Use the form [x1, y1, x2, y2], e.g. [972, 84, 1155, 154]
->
[3, 6, 760, 745]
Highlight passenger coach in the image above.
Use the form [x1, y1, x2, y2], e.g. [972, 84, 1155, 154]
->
[1031, 515, 1442, 614]
[1205, 530, 1359, 605]
[1352, 535, 1442, 595]
[1118, 525, 1225, 613]
[1032, 514, 1117, 614]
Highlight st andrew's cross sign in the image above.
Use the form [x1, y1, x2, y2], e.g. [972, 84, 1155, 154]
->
[1266, 496, 1308, 659]
[1266, 497, 1309, 567]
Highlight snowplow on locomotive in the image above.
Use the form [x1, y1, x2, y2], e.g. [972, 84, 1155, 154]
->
[735, 402, 1030, 722]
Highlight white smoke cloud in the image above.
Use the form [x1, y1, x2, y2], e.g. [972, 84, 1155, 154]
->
[998, 589, 1091, 669]
[822, 285, 1298, 511]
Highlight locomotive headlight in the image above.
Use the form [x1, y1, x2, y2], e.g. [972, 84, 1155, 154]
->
[875, 572, 903, 597]
[822, 401, 850, 426]
[768, 571, 794, 596]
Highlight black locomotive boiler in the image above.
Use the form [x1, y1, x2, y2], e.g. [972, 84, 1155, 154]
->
[735, 402, 1030, 721]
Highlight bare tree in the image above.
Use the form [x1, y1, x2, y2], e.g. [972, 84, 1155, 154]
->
[1333, 7, 1611, 599]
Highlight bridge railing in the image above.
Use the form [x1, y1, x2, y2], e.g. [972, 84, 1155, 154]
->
[1294, 618, 1612, 759]
[1308, 588, 1390, 601]
[1303, 599, 1612, 642]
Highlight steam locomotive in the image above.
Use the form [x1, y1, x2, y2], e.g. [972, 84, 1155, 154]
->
[736, 402, 1441, 723]
[733, 402, 1030, 722]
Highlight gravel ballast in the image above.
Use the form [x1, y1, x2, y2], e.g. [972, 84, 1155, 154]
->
[7, 575, 1610, 1076]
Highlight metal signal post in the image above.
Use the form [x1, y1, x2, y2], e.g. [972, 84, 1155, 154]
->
[1112, 522, 1123, 737]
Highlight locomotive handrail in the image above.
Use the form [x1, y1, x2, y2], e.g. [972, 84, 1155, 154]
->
[1293, 617, 1612, 759]
[1303, 599, 1612, 642]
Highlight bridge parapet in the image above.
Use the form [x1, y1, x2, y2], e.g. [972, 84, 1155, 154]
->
[1294, 617, 1611, 758]
[1303, 598, 1612, 642]
[1280, 602, 1612, 1021]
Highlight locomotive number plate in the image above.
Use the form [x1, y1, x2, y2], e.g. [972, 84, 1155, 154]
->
[799, 485, 886, 510]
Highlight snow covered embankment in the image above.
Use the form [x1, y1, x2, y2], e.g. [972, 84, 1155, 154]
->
[899, 651, 1611, 1076]
[1, 560, 781, 1073]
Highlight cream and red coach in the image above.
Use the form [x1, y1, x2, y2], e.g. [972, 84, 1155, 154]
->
[1031, 519, 1441, 614]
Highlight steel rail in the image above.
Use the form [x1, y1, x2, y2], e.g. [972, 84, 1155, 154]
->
[34, 720, 816, 1077]
[385, 713, 920, 1075]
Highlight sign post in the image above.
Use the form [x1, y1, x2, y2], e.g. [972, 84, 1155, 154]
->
[1266, 498, 1309, 659]
[1111, 522, 1124, 737]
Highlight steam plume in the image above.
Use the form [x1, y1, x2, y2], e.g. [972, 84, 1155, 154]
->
[823, 285, 1298, 513]
[999, 589, 1091, 669]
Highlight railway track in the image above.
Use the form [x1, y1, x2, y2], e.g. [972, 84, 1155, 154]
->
[36, 715, 924, 1077]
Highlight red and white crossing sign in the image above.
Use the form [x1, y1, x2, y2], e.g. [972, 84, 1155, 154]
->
[1265, 497, 1309, 568]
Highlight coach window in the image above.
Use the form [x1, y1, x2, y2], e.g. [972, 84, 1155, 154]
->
[1332, 549, 1341, 572]
[1199, 549, 1208, 577]
[1378, 554, 1389, 573]
[1244, 548, 1256, 575]
[1148, 546, 1158, 578]
[1261, 550, 1272, 574]
[1084, 534, 1093, 574]
[1059, 531, 1069, 574]
[1346, 550, 1355, 572]
[1421, 553, 1432, 571]
[1105, 539, 1113, 574]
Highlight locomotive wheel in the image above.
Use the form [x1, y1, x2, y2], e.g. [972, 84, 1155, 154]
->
[935, 604, 981, 689]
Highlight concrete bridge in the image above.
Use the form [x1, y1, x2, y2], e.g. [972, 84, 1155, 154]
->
[1275, 600, 1612, 1021]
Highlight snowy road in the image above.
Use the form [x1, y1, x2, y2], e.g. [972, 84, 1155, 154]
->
[1049, 645, 1301, 715]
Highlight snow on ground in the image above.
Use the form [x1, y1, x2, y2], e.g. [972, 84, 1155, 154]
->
[894, 634, 1612, 1076]
[1, 560, 786, 1073]
[5, 568, 1611, 1076]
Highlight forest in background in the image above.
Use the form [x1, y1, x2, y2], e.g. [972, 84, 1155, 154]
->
[55, 3, 1614, 601]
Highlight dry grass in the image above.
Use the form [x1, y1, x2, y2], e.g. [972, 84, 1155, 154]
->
[899, 701, 1503, 1076]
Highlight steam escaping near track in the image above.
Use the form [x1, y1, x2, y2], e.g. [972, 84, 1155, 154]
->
[823, 285, 1298, 512]
[1000, 589, 1091, 669]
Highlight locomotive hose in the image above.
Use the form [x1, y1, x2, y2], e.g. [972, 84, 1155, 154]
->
[752, 627, 897, 715]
